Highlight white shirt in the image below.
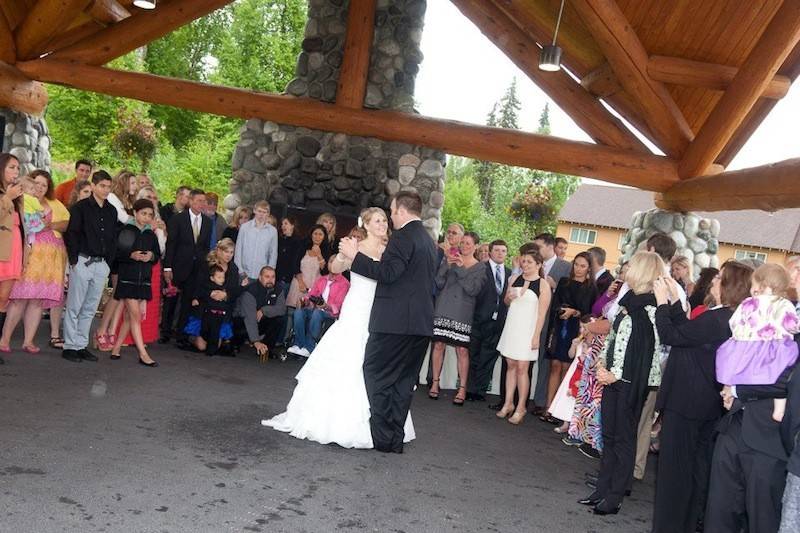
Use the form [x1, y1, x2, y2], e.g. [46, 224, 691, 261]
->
[189, 209, 202, 230]
[398, 217, 421, 230]
[595, 267, 608, 280]
[543, 255, 557, 277]
[321, 277, 333, 301]
[106, 192, 130, 224]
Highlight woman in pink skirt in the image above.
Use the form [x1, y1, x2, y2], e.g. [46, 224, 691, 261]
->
[0, 153, 25, 361]
[0, 170, 69, 353]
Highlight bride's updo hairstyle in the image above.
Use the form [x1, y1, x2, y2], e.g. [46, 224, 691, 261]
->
[360, 207, 390, 241]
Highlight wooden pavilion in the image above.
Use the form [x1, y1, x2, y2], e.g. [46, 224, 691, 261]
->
[1, 0, 800, 213]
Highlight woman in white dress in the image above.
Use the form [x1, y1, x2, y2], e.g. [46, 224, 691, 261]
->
[495, 247, 551, 425]
[262, 208, 415, 448]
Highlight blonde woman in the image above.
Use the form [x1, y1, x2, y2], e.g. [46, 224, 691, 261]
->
[316, 212, 339, 254]
[580, 251, 664, 515]
[670, 255, 695, 296]
[222, 205, 252, 243]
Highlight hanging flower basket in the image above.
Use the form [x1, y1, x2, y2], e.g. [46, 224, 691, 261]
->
[508, 183, 555, 222]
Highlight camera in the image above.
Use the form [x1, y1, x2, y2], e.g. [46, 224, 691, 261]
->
[308, 295, 325, 307]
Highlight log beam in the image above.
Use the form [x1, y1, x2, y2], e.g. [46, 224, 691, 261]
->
[580, 62, 621, 97]
[679, 2, 800, 179]
[451, 0, 648, 153]
[648, 55, 791, 99]
[88, 0, 130, 24]
[48, 0, 233, 65]
[571, 0, 694, 157]
[15, 0, 93, 60]
[0, 61, 48, 115]
[656, 158, 800, 212]
[336, 0, 376, 108]
[17, 58, 680, 190]
[0, 9, 16, 64]
[42, 20, 105, 54]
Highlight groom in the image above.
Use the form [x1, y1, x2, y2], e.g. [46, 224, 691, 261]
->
[339, 192, 437, 453]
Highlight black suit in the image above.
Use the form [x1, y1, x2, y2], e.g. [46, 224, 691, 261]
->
[351, 219, 437, 453]
[468, 262, 511, 396]
[161, 209, 213, 339]
[652, 304, 732, 533]
[705, 364, 794, 533]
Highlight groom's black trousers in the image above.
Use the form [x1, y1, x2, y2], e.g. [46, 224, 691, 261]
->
[363, 333, 430, 452]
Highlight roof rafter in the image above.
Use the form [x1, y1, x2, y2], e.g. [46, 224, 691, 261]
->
[17, 58, 680, 190]
[571, 0, 694, 158]
[15, 0, 93, 60]
[87, 0, 130, 25]
[679, 1, 800, 178]
[0, 9, 17, 64]
[451, 0, 648, 153]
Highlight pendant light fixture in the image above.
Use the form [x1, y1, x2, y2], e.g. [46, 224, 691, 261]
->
[133, 0, 156, 9]
[539, 0, 566, 72]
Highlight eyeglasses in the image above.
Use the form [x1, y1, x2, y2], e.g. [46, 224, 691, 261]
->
[447, 230, 461, 235]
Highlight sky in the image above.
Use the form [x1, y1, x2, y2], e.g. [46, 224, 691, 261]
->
[414, 1, 799, 178]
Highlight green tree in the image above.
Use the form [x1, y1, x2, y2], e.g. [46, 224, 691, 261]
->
[441, 157, 481, 232]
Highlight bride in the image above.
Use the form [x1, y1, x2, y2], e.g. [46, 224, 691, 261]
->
[262, 207, 415, 448]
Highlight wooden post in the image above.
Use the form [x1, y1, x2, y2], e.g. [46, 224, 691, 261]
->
[17, 58, 680, 190]
[336, 0, 376, 108]
[678, 1, 800, 179]
[0, 61, 48, 115]
[48, 0, 234, 65]
[451, 0, 648, 153]
[571, 0, 694, 157]
[656, 158, 800, 212]
[14, 0, 93, 60]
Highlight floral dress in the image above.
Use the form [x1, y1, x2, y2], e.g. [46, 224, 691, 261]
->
[568, 334, 606, 451]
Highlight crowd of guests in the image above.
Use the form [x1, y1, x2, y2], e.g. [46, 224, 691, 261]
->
[3, 152, 800, 532]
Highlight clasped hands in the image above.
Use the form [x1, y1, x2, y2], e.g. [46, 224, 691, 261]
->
[596, 367, 618, 386]
[338, 237, 359, 260]
[653, 276, 681, 306]
[130, 250, 154, 262]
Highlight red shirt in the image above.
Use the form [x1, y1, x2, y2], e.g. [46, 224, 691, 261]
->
[54, 178, 76, 205]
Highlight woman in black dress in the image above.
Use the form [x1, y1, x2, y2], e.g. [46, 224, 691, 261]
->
[651, 261, 753, 532]
[276, 215, 303, 290]
[221, 205, 252, 243]
[109, 199, 162, 366]
[544, 251, 597, 420]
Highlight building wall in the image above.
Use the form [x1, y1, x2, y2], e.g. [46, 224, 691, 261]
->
[556, 222, 794, 273]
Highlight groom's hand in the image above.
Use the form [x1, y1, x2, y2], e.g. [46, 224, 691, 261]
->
[339, 237, 359, 260]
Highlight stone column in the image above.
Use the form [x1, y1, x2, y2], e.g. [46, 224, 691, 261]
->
[619, 208, 720, 275]
[226, 0, 445, 238]
[1, 108, 52, 175]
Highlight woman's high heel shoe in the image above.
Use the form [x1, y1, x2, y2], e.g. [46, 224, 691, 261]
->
[508, 411, 526, 425]
[496, 405, 514, 418]
[94, 333, 111, 351]
[428, 379, 440, 400]
[452, 386, 466, 406]
[138, 357, 158, 367]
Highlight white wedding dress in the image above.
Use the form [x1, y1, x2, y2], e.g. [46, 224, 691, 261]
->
[262, 267, 415, 448]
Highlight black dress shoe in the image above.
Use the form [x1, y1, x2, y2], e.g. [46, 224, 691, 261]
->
[62, 349, 82, 363]
[472, 393, 485, 402]
[585, 479, 596, 489]
[593, 501, 621, 515]
[578, 493, 602, 506]
[78, 349, 98, 362]
[157, 336, 170, 344]
[465, 392, 475, 401]
[488, 402, 503, 411]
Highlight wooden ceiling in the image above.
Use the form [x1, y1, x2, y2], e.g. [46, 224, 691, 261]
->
[1, 0, 800, 212]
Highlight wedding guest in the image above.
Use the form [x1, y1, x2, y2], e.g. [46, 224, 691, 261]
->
[234, 200, 278, 283]
[592, 262, 628, 318]
[0, 170, 68, 352]
[348, 226, 367, 241]
[440, 222, 464, 255]
[543, 252, 597, 421]
[787, 255, 800, 302]
[495, 247, 551, 424]
[550, 318, 594, 434]
[0, 153, 25, 345]
[688, 267, 719, 316]
[429, 232, 486, 405]
[108, 199, 161, 366]
[531, 232, 572, 415]
[476, 243, 490, 262]
[276, 215, 303, 290]
[555, 237, 568, 260]
[61, 171, 117, 363]
[108, 170, 137, 221]
[67, 179, 92, 207]
[287, 255, 349, 357]
[185, 238, 242, 355]
[159, 185, 190, 226]
[587, 246, 614, 294]
[136, 173, 152, 191]
[468, 240, 511, 402]
[233, 266, 287, 358]
[54, 159, 92, 205]
[671, 255, 695, 295]
[580, 251, 663, 515]
[221, 205, 252, 243]
[651, 261, 753, 533]
[316, 212, 339, 253]
[781, 349, 800, 533]
[161, 189, 212, 345]
[286, 224, 329, 309]
[204, 192, 227, 250]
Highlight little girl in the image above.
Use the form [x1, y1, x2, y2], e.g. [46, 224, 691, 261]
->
[717, 263, 800, 421]
[20, 176, 45, 243]
[185, 265, 233, 355]
[549, 317, 593, 433]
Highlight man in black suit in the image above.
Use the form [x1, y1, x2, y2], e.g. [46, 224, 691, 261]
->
[159, 185, 190, 226]
[161, 189, 212, 344]
[339, 192, 437, 454]
[587, 246, 614, 295]
[468, 240, 511, 402]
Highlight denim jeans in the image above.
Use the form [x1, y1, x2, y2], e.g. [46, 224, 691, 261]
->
[63, 257, 110, 351]
[292, 307, 332, 351]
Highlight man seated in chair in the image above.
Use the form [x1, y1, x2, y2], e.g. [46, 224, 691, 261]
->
[287, 256, 349, 357]
[233, 266, 287, 359]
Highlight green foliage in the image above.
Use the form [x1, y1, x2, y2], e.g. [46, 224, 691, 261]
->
[441, 157, 482, 232]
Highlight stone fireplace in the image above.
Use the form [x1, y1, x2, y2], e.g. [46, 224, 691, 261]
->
[224, 0, 445, 238]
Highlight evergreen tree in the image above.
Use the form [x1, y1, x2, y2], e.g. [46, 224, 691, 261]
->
[537, 103, 551, 135]
[497, 77, 521, 129]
